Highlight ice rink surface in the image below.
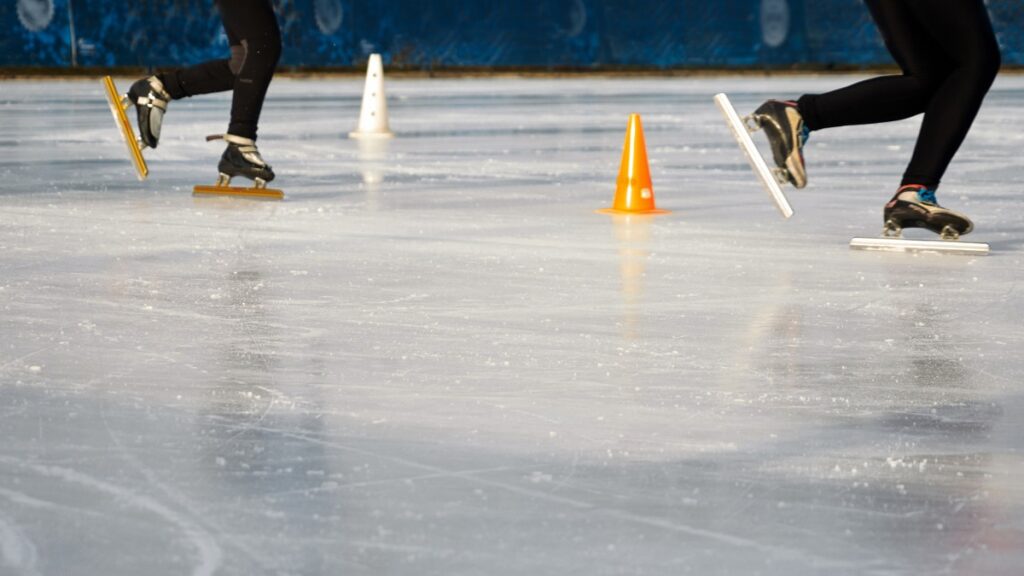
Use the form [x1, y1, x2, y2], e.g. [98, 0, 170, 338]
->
[1, 75, 1023, 575]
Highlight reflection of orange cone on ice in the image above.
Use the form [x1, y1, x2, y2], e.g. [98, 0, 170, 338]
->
[598, 114, 669, 215]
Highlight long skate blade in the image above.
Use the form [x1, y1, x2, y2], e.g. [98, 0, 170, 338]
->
[714, 93, 793, 219]
[102, 76, 148, 181]
[850, 237, 989, 255]
[193, 185, 284, 200]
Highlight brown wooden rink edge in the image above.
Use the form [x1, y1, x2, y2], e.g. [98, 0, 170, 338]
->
[850, 237, 989, 255]
[102, 76, 148, 181]
[192, 185, 285, 200]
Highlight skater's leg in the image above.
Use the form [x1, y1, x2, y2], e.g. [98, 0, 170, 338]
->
[152, 0, 282, 105]
[899, 0, 1000, 188]
[158, 60, 236, 100]
[748, 1, 946, 189]
[797, 0, 949, 131]
[126, 6, 241, 148]
[879, 1, 997, 237]
[217, 0, 282, 140]
[157, 16, 240, 100]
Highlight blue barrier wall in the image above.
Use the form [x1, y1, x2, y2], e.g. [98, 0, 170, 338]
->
[2, 0, 1023, 69]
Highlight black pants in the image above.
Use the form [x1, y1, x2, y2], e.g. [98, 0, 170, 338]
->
[158, 0, 281, 140]
[796, 0, 1000, 189]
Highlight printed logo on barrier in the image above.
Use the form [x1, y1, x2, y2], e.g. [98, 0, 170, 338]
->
[563, 0, 588, 38]
[315, 0, 344, 35]
[17, 0, 55, 32]
[760, 0, 790, 48]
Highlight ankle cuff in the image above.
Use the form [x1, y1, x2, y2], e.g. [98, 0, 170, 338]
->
[223, 134, 256, 146]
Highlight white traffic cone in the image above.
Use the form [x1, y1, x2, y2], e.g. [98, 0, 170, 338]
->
[349, 54, 394, 139]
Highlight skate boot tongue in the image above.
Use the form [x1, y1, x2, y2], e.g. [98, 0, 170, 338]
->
[896, 184, 940, 206]
[916, 188, 938, 206]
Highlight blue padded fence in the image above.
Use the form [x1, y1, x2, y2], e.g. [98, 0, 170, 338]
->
[2, 0, 1023, 69]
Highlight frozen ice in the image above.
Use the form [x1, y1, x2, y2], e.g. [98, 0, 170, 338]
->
[1, 75, 1023, 575]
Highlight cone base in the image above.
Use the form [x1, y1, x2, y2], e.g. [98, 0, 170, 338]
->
[596, 208, 671, 216]
[349, 131, 395, 140]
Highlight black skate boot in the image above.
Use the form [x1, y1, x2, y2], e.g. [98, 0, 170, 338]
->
[748, 100, 809, 189]
[883, 185, 973, 239]
[126, 76, 171, 149]
[208, 134, 275, 188]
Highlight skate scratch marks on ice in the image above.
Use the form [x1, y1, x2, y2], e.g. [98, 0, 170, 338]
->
[0, 456, 223, 576]
[264, 465, 521, 499]
[206, 423, 843, 566]
[99, 411, 281, 573]
[0, 346, 54, 374]
[219, 424, 596, 509]
[0, 513, 41, 576]
[600, 508, 856, 570]
[0, 486, 116, 522]
[0, 486, 74, 512]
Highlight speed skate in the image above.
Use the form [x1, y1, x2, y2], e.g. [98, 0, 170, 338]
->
[193, 134, 284, 200]
[851, 184, 989, 255]
[714, 93, 794, 219]
[102, 76, 149, 180]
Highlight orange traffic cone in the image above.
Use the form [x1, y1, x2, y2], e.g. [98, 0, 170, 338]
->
[597, 114, 669, 215]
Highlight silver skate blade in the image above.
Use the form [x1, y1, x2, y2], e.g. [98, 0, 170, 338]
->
[714, 93, 794, 219]
[850, 237, 989, 255]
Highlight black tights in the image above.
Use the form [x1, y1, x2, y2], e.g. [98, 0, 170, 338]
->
[158, 0, 281, 140]
[797, 0, 1000, 189]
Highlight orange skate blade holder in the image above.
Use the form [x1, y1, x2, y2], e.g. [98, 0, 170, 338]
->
[597, 113, 669, 216]
[102, 76, 148, 181]
[193, 184, 285, 200]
